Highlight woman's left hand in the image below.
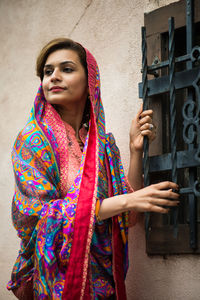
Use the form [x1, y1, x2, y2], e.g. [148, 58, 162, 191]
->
[129, 104, 156, 153]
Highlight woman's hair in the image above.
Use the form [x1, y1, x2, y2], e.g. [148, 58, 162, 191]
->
[36, 38, 88, 80]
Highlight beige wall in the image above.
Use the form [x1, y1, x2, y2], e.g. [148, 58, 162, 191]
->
[0, 0, 199, 299]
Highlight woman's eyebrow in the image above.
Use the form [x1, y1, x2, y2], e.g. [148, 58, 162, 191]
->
[60, 60, 76, 66]
[44, 61, 76, 68]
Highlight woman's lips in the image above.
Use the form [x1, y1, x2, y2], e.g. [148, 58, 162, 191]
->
[49, 86, 65, 92]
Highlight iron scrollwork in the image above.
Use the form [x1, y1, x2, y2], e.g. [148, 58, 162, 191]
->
[139, 0, 200, 251]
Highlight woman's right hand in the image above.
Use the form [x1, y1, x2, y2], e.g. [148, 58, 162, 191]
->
[127, 181, 180, 214]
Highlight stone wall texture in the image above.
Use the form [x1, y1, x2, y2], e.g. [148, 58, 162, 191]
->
[1, 0, 199, 299]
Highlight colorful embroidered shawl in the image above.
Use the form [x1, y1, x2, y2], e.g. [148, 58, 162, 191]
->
[7, 48, 129, 299]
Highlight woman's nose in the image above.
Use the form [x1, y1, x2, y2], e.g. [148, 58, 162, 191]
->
[51, 68, 61, 81]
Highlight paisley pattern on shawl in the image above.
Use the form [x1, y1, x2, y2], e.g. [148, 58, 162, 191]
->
[7, 48, 129, 299]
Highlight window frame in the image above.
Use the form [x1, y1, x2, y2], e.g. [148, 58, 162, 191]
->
[140, 0, 200, 255]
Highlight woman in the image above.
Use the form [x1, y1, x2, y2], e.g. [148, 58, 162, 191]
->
[7, 38, 179, 299]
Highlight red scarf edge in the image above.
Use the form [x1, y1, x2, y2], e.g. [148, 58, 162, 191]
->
[62, 107, 98, 300]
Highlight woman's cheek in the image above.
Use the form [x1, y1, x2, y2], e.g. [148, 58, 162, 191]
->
[42, 84, 48, 100]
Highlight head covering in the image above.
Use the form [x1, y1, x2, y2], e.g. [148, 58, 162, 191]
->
[7, 46, 129, 299]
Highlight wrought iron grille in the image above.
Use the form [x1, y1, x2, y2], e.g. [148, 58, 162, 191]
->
[139, 0, 200, 254]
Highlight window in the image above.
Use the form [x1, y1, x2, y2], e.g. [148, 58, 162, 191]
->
[139, 0, 200, 254]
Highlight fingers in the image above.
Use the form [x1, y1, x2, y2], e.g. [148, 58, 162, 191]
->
[136, 104, 144, 119]
[139, 109, 153, 119]
[151, 182, 180, 213]
[140, 130, 156, 142]
[139, 122, 156, 144]
[138, 111, 156, 142]
[140, 122, 156, 134]
[144, 200, 175, 214]
[136, 107, 155, 131]
[151, 197, 179, 207]
[147, 200, 179, 214]
[140, 129, 153, 136]
[130, 182, 180, 214]
[139, 114, 153, 126]
[145, 197, 179, 214]
[154, 188, 179, 200]
[147, 205, 169, 214]
[140, 122, 155, 131]
[153, 181, 179, 191]
[145, 181, 180, 214]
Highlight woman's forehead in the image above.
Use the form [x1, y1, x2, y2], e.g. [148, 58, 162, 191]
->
[45, 49, 81, 66]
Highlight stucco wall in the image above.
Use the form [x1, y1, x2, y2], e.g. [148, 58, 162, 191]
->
[0, 0, 199, 299]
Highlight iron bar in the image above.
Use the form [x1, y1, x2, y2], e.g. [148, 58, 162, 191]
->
[139, 66, 200, 98]
[193, 70, 200, 162]
[148, 149, 200, 173]
[168, 17, 178, 237]
[186, 0, 197, 249]
[147, 54, 191, 72]
[186, 0, 194, 70]
[142, 27, 150, 236]
[147, 46, 200, 73]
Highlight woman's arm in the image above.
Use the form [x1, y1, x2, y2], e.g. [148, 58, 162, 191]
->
[98, 105, 179, 221]
[128, 105, 156, 190]
[128, 149, 143, 191]
[98, 181, 179, 221]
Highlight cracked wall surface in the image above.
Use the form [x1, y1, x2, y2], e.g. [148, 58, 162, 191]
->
[0, 0, 199, 299]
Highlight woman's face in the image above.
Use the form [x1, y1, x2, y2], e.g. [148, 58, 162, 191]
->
[42, 49, 88, 107]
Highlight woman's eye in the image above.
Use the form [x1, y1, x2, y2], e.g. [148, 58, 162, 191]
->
[63, 67, 73, 73]
[44, 69, 53, 76]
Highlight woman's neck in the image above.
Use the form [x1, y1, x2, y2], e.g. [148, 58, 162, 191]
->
[55, 103, 85, 138]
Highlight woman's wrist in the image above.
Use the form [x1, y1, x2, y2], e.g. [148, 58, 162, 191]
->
[125, 192, 135, 211]
[98, 194, 130, 221]
[129, 141, 143, 155]
[129, 145, 143, 168]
